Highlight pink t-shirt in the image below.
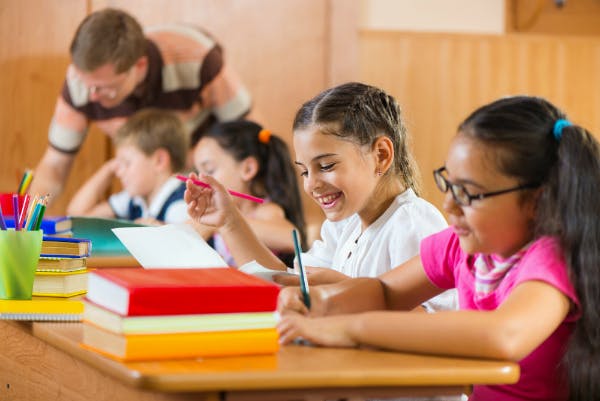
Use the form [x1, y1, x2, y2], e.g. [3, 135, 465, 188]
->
[420, 227, 580, 401]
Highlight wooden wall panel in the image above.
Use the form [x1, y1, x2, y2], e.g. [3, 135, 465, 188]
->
[0, 0, 110, 215]
[359, 31, 600, 212]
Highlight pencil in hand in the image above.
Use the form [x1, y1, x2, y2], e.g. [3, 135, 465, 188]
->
[175, 174, 264, 204]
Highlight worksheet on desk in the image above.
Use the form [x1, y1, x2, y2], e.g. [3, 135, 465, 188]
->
[112, 223, 228, 268]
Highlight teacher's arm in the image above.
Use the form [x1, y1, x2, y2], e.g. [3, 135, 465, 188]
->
[31, 97, 89, 203]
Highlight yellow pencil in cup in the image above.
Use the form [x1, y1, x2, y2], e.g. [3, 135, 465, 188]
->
[17, 169, 33, 196]
[24, 194, 39, 230]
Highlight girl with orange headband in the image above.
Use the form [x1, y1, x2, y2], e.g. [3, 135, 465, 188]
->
[190, 120, 305, 267]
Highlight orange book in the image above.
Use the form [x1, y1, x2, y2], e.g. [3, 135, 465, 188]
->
[82, 323, 279, 361]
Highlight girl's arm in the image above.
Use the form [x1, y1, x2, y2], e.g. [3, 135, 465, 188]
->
[279, 269, 571, 361]
[184, 173, 286, 270]
[278, 256, 433, 316]
[244, 203, 296, 251]
[67, 159, 118, 218]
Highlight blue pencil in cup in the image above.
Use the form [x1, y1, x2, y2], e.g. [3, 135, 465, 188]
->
[0, 204, 7, 231]
[292, 229, 311, 309]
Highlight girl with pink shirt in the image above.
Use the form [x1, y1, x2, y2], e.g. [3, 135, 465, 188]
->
[277, 96, 600, 401]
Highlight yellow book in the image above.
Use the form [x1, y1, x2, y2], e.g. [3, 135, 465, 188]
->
[33, 269, 88, 297]
[84, 300, 278, 335]
[0, 297, 84, 321]
[41, 236, 91, 257]
[37, 257, 87, 272]
[82, 323, 279, 361]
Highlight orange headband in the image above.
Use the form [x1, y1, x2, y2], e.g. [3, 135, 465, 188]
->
[258, 129, 272, 144]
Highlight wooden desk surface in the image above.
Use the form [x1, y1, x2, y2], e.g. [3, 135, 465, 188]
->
[0, 320, 519, 401]
[87, 255, 140, 268]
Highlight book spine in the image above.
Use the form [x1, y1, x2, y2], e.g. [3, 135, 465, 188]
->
[127, 287, 279, 316]
[123, 328, 279, 361]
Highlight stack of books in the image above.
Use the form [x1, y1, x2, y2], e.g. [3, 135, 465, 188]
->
[82, 267, 281, 361]
[34, 236, 91, 298]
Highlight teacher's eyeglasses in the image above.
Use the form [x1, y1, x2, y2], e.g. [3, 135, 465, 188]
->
[433, 166, 538, 207]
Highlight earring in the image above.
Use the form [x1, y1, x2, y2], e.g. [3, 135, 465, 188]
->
[376, 169, 383, 177]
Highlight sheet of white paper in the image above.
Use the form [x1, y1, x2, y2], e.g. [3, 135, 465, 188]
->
[112, 224, 228, 268]
[238, 260, 298, 282]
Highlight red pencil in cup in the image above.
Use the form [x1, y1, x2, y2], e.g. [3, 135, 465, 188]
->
[175, 174, 264, 204]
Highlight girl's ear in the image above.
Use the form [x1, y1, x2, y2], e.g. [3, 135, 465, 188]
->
[240, 156, 259, 182]
[524, 187, 543, 220]
[372, 136, 394, 175]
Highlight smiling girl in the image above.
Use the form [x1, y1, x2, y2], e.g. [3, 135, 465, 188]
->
[190, 120, 306, 267]
[277, 95, 600, 400]
[184, 82, 453, 310]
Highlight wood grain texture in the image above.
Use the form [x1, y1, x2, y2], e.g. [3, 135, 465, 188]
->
[0, 320, 518, 400]
[359, 30, 600, 211]
[0, 0, 109, 216]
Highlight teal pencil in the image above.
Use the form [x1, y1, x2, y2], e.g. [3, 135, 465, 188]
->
[292, 229, 311, 309]
[33, 204, 46, 231]
[26, 203, 42, 231]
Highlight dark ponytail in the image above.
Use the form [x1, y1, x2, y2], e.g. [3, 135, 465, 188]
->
[200, 120, 307, 248]
[459, 96, 600, 400]
[538, 125, 600, 401]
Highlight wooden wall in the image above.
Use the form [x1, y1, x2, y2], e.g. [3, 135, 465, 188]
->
[359, 30, 600, 211]
[0, 0, 106, 214]
[1, 0, 358, 228]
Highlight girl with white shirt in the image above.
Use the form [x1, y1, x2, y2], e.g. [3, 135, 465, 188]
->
[184, 82, 454, 310]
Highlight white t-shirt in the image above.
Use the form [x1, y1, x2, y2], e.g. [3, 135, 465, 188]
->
[301, 189, 457, 311]
[108, 177, 188, 224]
[303, 189, 447, 276]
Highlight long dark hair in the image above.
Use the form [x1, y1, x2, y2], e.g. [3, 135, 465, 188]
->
[202, 120, 307, 248]
[292, 82, 420, 195]
[459, 96, 600, 400]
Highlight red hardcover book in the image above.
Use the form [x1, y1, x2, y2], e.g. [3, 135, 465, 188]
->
[86, 268, 280, 316]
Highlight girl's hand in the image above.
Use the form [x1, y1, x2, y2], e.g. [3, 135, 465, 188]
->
[277, 286, 310, 316]
[183, 173, 234, 228]
[277, 313, 357, 347]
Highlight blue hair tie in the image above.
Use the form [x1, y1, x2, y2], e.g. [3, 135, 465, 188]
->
[553, 119, 572, 140]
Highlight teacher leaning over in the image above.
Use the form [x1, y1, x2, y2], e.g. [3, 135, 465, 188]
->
[31, 8, 254, 203]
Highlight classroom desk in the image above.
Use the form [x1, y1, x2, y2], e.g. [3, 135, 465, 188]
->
[0, 320, 519, 401]
[87, 254, 140, 268]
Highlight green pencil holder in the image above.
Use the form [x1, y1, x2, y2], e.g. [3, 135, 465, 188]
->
[0, 229, 42, 300]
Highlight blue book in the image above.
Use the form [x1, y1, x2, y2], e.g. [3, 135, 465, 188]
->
[5, 215, 71, 234]
[41, 235, 92, 258]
